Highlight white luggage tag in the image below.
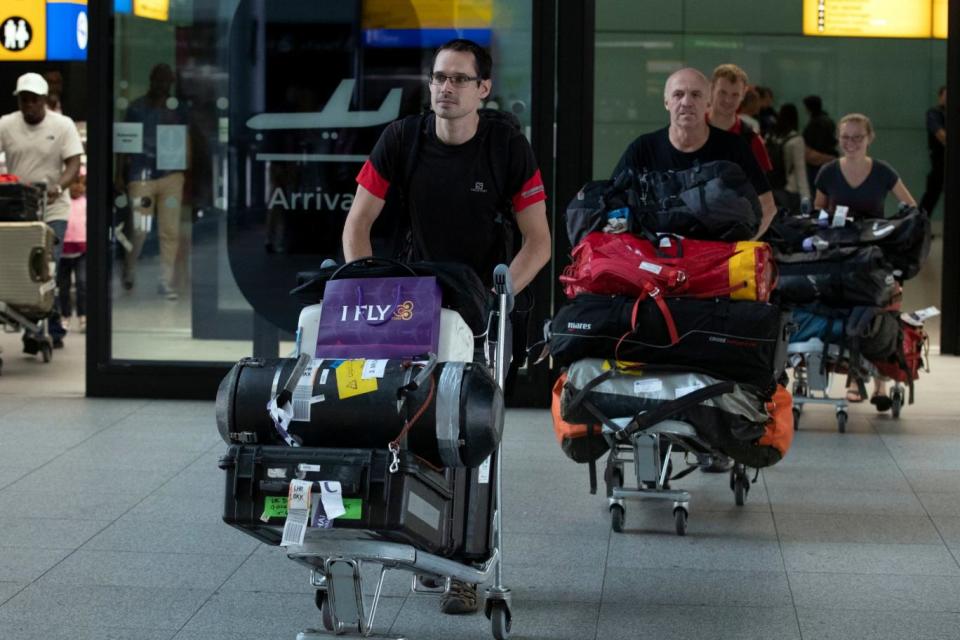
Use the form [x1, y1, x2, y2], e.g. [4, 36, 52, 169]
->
[280, 479, 312, 546]
[310, 481, 346, 529]
[832, 205, 849, 228]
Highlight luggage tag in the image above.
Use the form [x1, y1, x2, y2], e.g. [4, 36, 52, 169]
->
[832, 205, 849, 228]
[280, 479, 312, 546]
[310, 481, 346, 529]
[266, 396, 298, 447]
[291, 361, 321, 422]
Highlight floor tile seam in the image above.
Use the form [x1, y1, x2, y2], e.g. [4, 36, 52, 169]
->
[762, 467, 805, 640]
[785, 568, 960, 577]
[11, 399, 169, 477]
[26, 548, 258, 559]
[165, 539, 264, 637]
[792, 604, 960, 616]
[592, 513, 615, 640]
[875, 425, 960, 571]
[0, 582, 30, 610]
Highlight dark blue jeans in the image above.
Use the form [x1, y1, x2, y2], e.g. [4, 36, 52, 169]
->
[46, 220, 67, 340]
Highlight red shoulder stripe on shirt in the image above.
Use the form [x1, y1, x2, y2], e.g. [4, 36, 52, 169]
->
[512, 169, 547, 212]
[356, 159, 390, 200]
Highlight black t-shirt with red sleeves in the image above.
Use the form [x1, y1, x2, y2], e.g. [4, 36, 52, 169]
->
[356, 112, 545, 285]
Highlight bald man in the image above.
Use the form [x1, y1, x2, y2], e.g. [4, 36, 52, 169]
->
[611, 67, 776, 237]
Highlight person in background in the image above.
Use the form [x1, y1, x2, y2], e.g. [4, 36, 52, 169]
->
[756, 86, 777, 136]
[802, 95, 838, 198]
[920, 85, 946, 216]
[813, 113, 916, 410]
[738, 87, 762, 133]
[707, 64, 773, 173]
[58, 171, 87, 333]
[765, 103, 809, 213]
[0, 72, 84, 349]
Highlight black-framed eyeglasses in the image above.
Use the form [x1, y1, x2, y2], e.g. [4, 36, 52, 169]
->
[427, 72, 481, 88]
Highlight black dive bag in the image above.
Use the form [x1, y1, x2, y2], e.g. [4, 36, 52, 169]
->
[549, 295, 789, 393]
[216, 357, 503, 469]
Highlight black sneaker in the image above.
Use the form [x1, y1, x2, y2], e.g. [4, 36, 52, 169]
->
[440, 579, 478, 615]
[700, 455, 733, 473]
[52, 338, 64, 349]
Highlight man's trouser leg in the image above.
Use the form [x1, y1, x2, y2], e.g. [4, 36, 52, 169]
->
[155, 172, 185, 290]
[46, 220, 68, 341]
[920, 154, 944, 215]
[125, 180, 157, 288]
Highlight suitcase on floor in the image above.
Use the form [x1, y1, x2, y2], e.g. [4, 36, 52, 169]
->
[0, 222, 56, 315]
[0, 182, 41, 222]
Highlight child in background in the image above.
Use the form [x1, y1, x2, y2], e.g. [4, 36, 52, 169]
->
[59, 172, 87, 332]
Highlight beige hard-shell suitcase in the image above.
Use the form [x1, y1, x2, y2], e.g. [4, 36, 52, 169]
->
[0, 222, 56, 315]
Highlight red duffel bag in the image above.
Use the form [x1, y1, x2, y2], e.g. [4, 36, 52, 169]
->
[561, 232, 777, 302]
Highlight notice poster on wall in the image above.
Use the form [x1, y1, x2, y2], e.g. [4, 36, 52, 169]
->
[803, 0, 934, 38]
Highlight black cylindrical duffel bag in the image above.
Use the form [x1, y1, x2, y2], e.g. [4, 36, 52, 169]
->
[775, 245, 896, 307]
[216, 357, 503, 468]
[549, 295, 789, 394]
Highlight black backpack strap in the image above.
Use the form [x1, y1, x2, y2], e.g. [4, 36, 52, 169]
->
[394, 113, 427, 261]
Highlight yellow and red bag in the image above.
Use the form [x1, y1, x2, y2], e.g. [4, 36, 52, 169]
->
[561, 232, 777, 302]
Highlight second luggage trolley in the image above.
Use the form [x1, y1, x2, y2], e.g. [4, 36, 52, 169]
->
[564, 376, 753, 536]
[218, 264, 517, 640]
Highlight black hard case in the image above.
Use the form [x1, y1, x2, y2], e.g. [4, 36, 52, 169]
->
[221, 445, 493, 560]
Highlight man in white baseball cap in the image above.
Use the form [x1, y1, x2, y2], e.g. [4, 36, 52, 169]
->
[0, 71, 84, 348]
[13, 72, 49, 97]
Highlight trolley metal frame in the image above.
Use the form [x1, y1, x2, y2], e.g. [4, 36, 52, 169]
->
[281, 264, 516, 640]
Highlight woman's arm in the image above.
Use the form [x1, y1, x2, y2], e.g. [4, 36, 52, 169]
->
[891, 179, 917, 208]
[789, 138, 811, 200]
[813, 189, 829, 211]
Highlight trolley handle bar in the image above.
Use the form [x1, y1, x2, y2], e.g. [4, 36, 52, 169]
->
[493, 264, 514, 314]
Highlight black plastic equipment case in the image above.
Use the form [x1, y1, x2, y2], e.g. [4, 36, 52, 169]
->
[0, 183, 40, 221]
[220, 445, 467, 556]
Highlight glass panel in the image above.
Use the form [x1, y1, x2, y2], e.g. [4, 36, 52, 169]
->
[593, 0, 947, 345]
[109, 0, 533, 363]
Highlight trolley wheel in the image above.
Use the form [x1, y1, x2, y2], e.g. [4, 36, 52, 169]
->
[489, 600, 512, 640]
[606, 466, 624, 498]
[40, 343, 52, 363]
[610, 504, 625, 533]
[734, 475, 748, 506]
[792, 407, 801, 431]
[314, 590, 334, 632]
[792, 381, 807, 397]
[673, 507, 688, 536]
[891, 389, 903, 419]
[836, 410, 848, 433]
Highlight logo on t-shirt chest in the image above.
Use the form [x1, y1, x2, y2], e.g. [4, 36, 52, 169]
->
[469, 181, 488, 193]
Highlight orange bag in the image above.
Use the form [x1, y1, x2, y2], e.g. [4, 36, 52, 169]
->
[758, 384, 794, 458]
[551, 374, 607, 463]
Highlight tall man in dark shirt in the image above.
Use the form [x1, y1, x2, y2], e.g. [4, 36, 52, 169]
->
[342, 38, 551, 616]
[612, 67, 776, 238]
[920, 85, 947, 216]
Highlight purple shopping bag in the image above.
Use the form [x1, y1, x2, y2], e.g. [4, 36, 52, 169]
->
[315, 276, 442, 359]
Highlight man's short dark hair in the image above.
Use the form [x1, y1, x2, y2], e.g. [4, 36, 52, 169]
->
[803, 95, 823, 115]
[433, 39, 492, 80]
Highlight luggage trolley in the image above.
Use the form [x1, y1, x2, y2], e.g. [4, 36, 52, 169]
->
[0, 187, 55, 372]
[569, 380, 753, 536]
[223, 264, 516, 640]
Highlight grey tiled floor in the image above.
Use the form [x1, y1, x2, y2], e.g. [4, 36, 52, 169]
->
[2, 356, 960, 639]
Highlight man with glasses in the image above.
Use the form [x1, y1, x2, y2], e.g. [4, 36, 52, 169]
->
[343, 38, 550, 295]
[342, 39, 550, 615]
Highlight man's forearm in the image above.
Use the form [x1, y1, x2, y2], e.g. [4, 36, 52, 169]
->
[508, 238, 551, 294]
[342, 222, 373, 262]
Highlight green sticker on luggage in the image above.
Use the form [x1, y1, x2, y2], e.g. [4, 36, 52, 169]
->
[262, 496, 288, 519]
[341, 498, 362, 520]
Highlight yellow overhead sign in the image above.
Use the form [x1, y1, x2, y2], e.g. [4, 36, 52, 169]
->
[933, 0, 948, 38]
[803, 0, 933, 38]
[363, 0, 492, 29]
[134, 0, 169, 22]
[0, 0, 46, 61]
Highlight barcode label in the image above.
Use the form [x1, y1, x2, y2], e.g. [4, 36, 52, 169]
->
[291, 363, 318, 422]
[639, 261, 662, 275]
[280, 511, 308, 546]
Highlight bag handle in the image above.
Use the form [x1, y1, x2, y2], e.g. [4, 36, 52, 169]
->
[330, 256, 418, 280]
[356, 283, 403, 326]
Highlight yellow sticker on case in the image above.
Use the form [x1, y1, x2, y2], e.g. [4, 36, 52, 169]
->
[335, 359, 378, 399]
